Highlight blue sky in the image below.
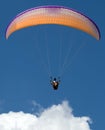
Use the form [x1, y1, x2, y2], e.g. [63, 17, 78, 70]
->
[0, 0, 105, 130]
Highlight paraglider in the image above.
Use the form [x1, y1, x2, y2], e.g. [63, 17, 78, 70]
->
[6, 5, 100, 40]
[6, 5, 100, 90]
[50, 77, 60, 90]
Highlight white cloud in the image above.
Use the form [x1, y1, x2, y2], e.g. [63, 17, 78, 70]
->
[0, 101, 91, 130]
[31, 100, 44, 115]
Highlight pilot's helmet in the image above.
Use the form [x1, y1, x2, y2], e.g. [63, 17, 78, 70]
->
[54, 78, 56, 81]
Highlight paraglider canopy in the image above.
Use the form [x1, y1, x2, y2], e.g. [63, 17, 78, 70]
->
[6, 5, 100, 40]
